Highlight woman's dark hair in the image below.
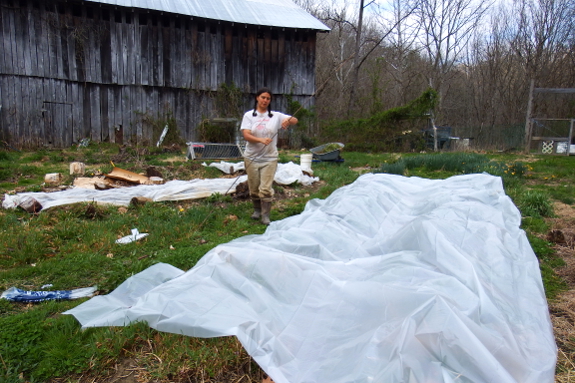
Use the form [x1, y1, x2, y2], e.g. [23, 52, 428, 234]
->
[252, 87, 273, 117]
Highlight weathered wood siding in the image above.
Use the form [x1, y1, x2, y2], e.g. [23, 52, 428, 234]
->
[0, 0, 318, 147]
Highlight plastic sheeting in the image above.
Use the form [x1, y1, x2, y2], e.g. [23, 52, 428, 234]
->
[2, 162, 317, 211]
[63, 173, 557, 383]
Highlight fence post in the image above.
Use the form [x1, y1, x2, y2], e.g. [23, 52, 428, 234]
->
[524, 79, 535, 153]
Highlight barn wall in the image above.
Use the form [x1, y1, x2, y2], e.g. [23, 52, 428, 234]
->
[0, 0, 318, 147]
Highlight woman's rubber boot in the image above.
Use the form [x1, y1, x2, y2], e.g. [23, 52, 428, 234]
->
[261, 201, 272, 225]
[251, 200, 261, 220]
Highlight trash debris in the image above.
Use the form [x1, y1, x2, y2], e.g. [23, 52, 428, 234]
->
[1, 286, 97, 303]
[44, 173, 63, 185]
[204, 161, 319, 186]
[116, 228, 149, 244]
[106, 167, 153, 185]
[70, 162, 86, 175]
[77, 138, 90, 148]
[156, 125, 169, 147]
[203, 161, 245, 174]
[18, 196, 42, 213]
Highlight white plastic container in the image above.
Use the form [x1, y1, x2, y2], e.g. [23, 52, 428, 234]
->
[300, 153, 313, 172]
[70, 162, 85, 175]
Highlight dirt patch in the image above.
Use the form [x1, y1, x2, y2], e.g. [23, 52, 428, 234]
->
[546, 202, 575, 382]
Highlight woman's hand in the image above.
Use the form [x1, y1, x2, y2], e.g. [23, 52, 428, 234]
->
[281, 116, 298, 129]
[260, 137, 272, 145]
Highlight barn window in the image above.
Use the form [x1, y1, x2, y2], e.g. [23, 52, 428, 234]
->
[139, 14, 148, 25]
[271, 29, 279, 40]
[32, 1, 39, 9]
[57, 3, 66, 14]
[86, 7, 93, 19]
[175, 18, 181, 29]
[72, 4, 82, 17]
[101, 9, 110, 20]
[19, 0, 26, 8]
[115, 11, 122, 23]
[152, 15, 158, 26]
[257, 29, 264, 39]
[125, 13, 132, 24]
[197, 21, 205, 33]
[162, 16, 170, 27]
[210, 24, 217, 34]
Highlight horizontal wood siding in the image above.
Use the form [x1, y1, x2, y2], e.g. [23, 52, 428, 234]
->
[0, 0, 320, 148]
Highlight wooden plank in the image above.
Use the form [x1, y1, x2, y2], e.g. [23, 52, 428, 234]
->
[531, 136, 570, 141]
[90, 84, 101, 141]
[22, 3, 36, 76]
[42, 79, 53, 146]
[88, 14, 99, 83]
[121, 86, 131, 143]
[39, 4, 53, 78]
[0, 6, 7, 74]
[189, 22, 198, 89]
[0, 75, 5, 141]
[139, 17, 150, 86]
[64, 83, 73, 146]
[120, 15, 129, 85]
[197, 28, 207, 89]
[13, 1, 27, 75]
[4, 2, 18, 75]
[126, 12, 136, 85]
[162, 20, 172, 87]
[277, 29, 286, 93]
[54, 8, 65, 79]
[247, 28, 257, 92]
[107, 85, 116, 142]
[114, 85, 123, 143]
[257, 33, 264, 90]
[31, 78, 44, 147]
[30, 4, 47, 79]
[2, 76, 15, 144]
[224, 25, 233, 85]
[109, 11, 120, 84]
[100, 86, 109, 141]
[46, 6, 59, 79]
[100, 11, 113, 84]
[71, 82, 81, 143]
[12, 74, 24, 145]
[151, 22, 161, 86]
[21, 76, 31, 143]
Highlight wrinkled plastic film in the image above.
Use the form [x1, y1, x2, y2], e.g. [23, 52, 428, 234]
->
[64, 173, 556, 383]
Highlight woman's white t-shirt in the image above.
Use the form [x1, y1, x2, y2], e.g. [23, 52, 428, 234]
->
[240, 110, 290, 161]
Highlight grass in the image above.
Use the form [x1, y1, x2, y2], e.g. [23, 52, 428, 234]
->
[0, 146, 573, 382]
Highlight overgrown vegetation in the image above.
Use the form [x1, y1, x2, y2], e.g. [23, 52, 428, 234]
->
[321, 88, 438, 152]
[0, 146, 572, 382]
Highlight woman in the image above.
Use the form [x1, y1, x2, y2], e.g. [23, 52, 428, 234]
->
[241, 88, 298, 225]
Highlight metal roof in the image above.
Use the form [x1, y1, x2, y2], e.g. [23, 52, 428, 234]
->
[85, 0, 330, 31]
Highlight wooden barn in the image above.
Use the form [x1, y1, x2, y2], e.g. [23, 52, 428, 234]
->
[0, 0, 329, 148]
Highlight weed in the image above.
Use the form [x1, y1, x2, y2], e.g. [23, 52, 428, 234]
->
[516, 190, 554, 218]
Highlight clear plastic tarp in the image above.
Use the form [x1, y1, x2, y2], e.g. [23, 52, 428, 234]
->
[64, 173, 557, 383]
[2, 162, 317, 211]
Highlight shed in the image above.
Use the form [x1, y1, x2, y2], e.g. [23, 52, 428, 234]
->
[0, 0, 329, 148]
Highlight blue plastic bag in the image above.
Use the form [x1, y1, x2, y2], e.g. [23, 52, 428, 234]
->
[1, 286, 97, 303]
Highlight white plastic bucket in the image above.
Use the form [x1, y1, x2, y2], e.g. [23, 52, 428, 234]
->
[300, 153, 313, 171]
